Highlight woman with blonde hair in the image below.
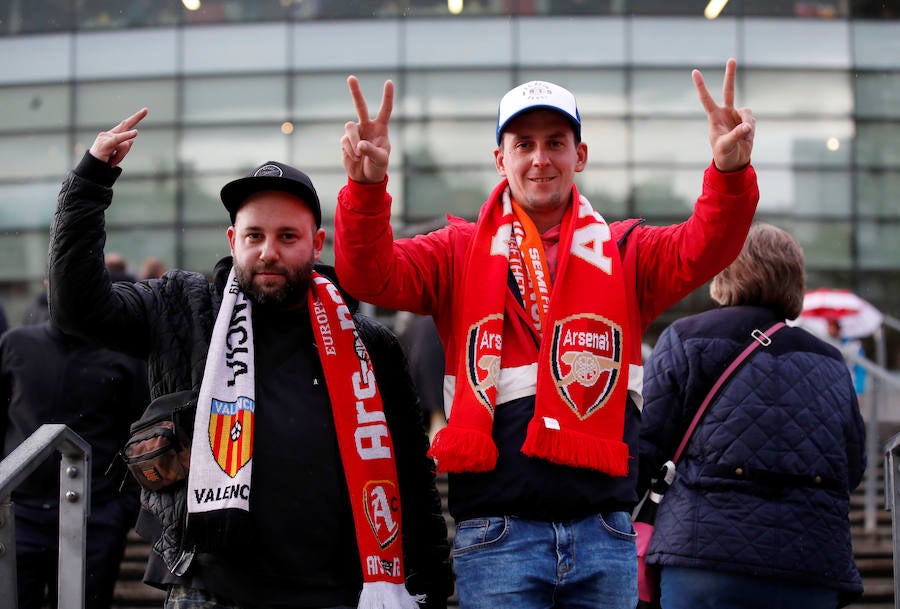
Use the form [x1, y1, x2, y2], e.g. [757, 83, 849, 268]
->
[639, 223, 865, 608]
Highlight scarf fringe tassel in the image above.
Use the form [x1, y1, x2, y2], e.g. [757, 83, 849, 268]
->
[521, 419, 630, 476]
[357, 581, 424, 609]
[428, 426, 498, 473]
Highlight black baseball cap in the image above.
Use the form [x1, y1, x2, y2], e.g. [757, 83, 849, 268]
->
[220, 161, 321, 227]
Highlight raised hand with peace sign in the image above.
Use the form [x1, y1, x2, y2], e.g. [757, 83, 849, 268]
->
[692, 58, 755, 172]
[341, 76, 394, 184]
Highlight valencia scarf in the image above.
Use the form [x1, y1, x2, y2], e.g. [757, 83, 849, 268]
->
[428, 184, 632, 475]
[188, 268, 419, 609]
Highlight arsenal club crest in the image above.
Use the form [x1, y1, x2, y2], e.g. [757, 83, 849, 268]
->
[550, 314, 622, 419]
[364, 480, 400, 549]
[465, 314, 504, 413]
[208, 395, 255, 477]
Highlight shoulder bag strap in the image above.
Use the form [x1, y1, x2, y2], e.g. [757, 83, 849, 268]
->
[671, 320, 786, 464]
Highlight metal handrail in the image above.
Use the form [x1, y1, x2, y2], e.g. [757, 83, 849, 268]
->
[0, 424, 91, 609]
[883, 432, 900, 609]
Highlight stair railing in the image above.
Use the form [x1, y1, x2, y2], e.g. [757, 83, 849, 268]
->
[0, 424, 91, 609]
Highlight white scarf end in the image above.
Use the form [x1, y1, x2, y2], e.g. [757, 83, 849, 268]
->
[357, 581, 425, 609]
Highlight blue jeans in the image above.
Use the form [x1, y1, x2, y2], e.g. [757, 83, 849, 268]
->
[451, 512, 637, 609]
[659, 566, 840, 609]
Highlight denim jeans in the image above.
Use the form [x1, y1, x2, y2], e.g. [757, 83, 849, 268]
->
[659, 566, 840, 609]
[165, 585, 355, 609]
[451, 512, 637, 609]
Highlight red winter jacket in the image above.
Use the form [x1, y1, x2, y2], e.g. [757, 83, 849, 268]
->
[335, 163, 758, 520]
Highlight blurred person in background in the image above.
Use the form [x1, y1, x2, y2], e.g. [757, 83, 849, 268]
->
[1, 262, 149, 609]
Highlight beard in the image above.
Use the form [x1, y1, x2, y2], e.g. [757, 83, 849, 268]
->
[234, 254, 315, 308]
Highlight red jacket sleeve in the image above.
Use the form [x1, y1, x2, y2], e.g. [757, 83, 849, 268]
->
[334, 177, 463, 317]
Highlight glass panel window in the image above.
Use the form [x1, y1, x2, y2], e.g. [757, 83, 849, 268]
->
[0, 231, 52, 281]
[856, 123, 900, 169]
[857, 221, 900, 269]
[0, 181, 60, 228]
[183, 76, 287, 123]
[289, 123, 344, 171]
[749, 118, 852, 167]
[772, 219, 852, 269]
[305, 170, 357, 225]
[0, 84, 69, 129]
[294, 71, 396, 120]
[0, 133, 69, 180]
[581, 119, 629, 166]
[744, 20, 850, 68]
[181, 227, 234, 273]
[180, 126, 288, 174]
[182, 24, 288, 74]
[75, 29, 178, 79]
[181, 0, 288, 24]
[404, 168, 497, 221]
[404, 19, 512, 68]
[632, 69, 722, 115]
[857, 171, 900, 218]
[632, 119, 709, 166]
[75, 128, 177, 175]
[404, 70, 509, 119]
[76, 79, 177, 127]
[852, 23, 900, 69]
[755, 169, 851, 217]
[855, 72, 900, 119]
[630, 19, 738, 66]
[183, 174, 233, 223]
[745, 70, 851, 116]
[105, 177, 178, 225]
[632, 168, 702, 216]
[404, 119, 495, 168]
[575, 168, 631, 220]
[1, 1, 74, 34]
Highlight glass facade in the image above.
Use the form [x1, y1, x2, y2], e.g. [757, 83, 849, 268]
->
[0, 3, 898, 348]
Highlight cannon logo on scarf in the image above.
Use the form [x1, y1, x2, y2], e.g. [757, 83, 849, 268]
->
[465, 314, 504, 414]
[208, 395, 255, 477]
[550, 314, 621, 419]
[364, 479, 400, 550]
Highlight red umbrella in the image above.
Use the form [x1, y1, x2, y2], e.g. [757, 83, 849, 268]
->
[797, 288, 883, 339]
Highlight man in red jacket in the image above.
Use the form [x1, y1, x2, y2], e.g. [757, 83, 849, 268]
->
[335, 58, 759, 609]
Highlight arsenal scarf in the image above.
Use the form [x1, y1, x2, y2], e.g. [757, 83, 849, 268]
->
[428, 184, 632, 476]
[188, 268, 419, 609]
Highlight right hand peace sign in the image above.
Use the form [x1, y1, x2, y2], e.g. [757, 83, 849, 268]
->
[341, 76, 394, 184]
[89, 108, 148, 168]
[692, 58, 754, 172]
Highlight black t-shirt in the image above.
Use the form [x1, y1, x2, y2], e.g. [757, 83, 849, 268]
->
[196, 304, 363, 607]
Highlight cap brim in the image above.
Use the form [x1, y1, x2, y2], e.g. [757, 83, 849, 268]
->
[220, 176, 321, 225]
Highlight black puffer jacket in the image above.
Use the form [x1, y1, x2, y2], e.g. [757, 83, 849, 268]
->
[49, 152, 453, 606]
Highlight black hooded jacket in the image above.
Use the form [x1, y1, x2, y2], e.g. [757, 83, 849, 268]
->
[48, 152, 452, 607]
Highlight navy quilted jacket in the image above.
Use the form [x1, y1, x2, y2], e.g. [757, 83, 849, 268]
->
[639, 305, 865, 600]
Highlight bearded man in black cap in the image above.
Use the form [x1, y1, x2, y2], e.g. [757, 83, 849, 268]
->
[47, 108, 452, 609]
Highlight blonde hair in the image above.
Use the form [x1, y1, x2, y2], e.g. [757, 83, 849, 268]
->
[709, 223, 806, 319]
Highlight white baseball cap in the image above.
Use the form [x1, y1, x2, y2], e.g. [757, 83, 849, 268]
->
[496, 80, 582, 145]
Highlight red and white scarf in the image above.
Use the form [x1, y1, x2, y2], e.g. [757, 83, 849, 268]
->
[428, 184, 632, 476]
[189, 268, 419, 609]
